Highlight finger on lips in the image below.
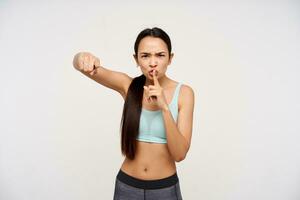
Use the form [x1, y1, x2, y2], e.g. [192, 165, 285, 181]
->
[152, 70, 160, 86]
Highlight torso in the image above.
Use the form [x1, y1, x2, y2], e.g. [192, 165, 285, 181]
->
[120, 79, 179, 180]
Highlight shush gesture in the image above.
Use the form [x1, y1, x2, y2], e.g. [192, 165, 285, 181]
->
[73, 28, 192, 199]
[143, 69, 168, 110]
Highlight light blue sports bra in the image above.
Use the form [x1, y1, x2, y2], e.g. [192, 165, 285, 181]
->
[136, 83, 183, 143]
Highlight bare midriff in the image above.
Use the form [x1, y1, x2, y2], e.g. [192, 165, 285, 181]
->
[120, 141, 177, 180]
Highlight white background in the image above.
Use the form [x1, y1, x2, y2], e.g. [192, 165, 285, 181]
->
[1, 0, 299, 199]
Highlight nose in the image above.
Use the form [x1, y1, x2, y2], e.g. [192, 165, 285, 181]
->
[149, 57, 157, 68]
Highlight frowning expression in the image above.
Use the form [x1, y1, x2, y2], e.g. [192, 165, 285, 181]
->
[134, 36, 173, 80]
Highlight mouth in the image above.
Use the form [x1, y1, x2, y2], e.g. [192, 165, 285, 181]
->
[149, 70, 158, 77]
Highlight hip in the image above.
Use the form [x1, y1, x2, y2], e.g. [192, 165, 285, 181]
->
[113, 169, 183, 200]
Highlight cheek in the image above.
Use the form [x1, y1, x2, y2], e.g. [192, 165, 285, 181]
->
[139, 64, 147, 70]
[139, 66, 148, 74]
[137, 59, 146, 66]
[160, 60, 169, 68]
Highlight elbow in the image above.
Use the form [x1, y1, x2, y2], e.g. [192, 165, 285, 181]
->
[174, 154, 186, 162]
[174, 143, 190, 162]
[173, 141, 190, 162]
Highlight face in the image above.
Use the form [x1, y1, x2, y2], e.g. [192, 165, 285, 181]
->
[134, 36, 173, 81]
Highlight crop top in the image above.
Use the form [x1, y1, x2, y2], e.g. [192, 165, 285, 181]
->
[136, 82, 183, 143]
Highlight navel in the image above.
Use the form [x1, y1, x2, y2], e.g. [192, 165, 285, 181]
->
[143, 167, 148, 172]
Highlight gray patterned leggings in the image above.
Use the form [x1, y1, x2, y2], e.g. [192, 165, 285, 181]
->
[113, 169, 183, 200]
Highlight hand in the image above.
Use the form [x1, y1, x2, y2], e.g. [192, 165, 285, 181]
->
[73, 52, 101, 76]
[143, 69, 168, 110]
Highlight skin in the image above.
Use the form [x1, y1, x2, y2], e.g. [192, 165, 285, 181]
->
[73, 36, 194, 180]
[134, 36, 175, 110]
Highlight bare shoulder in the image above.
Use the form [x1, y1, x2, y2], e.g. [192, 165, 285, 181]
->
[178, 84, 195, 110]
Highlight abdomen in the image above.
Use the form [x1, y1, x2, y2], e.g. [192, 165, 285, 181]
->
[120, 141, 177, 180]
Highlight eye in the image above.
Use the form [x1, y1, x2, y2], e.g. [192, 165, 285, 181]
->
[159, 55, 165, 57]
[141, 55, 148, 58]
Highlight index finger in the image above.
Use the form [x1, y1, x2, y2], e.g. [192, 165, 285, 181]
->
[152, 70, 160, 86]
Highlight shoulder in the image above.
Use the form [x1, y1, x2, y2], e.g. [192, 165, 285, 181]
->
[178, 83, 195, 110]
[179, 83, 194, 98]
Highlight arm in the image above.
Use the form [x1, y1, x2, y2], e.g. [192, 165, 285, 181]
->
[73, 52, 132, 99]
[162, 85, 195, 162]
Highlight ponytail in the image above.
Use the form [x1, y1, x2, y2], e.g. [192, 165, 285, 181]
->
[120, 74, 146, 160]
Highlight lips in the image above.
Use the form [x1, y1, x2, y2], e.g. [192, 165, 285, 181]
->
[149, 70, 158, 76]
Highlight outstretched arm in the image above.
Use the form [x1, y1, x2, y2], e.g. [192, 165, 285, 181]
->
[73, 52, 132, 99]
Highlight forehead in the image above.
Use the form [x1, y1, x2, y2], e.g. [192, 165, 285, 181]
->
[138, 36, 168, 53]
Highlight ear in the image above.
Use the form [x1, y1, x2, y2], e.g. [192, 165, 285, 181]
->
[168, 53, 174, 65]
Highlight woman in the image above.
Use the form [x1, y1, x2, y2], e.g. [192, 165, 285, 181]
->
[73, 27, 194, 200]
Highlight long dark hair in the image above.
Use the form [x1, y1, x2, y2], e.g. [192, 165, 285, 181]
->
[120, 27, 172, 160]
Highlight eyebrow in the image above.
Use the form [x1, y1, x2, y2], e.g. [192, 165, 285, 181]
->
[140, 51, 166, 55]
